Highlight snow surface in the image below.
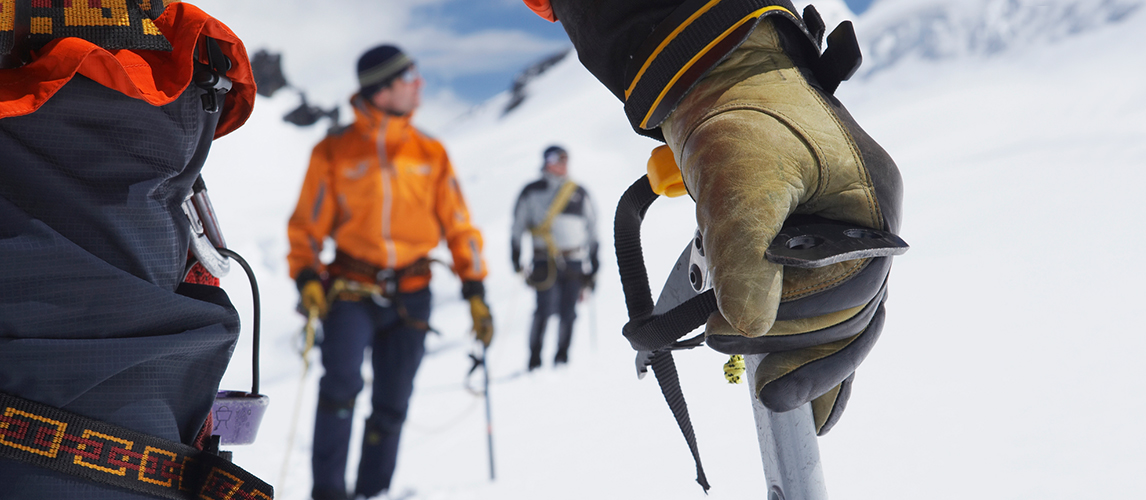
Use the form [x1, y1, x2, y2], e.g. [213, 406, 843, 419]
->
[202, 2, 1146, 499]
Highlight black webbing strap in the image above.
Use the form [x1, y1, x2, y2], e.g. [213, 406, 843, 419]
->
[650, 350, 710, 491]
[614, 176, 659, 321]
[614, 175, 714, 492]
[0, 391, 273, 499]
[625, 291, 717, 352]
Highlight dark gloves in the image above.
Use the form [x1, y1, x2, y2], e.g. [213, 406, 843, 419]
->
[582, 272, 596, 292]
[296, 268, 328, 318]
[511, 245, 523, 273]
[583, 243, 599, 291]
[588, 242, 599, 275]
[462, 280, 494, 346]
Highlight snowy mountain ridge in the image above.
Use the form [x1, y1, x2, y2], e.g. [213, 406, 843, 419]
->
[857, 0, 1143, 75]
[495, 0, 1142, 120]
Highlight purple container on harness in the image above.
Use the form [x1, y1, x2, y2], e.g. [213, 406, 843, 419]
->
[211, 391, 270, 445]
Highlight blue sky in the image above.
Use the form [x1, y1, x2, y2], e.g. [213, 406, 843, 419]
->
[845, 0, 875, 14]
[411, 1, 571, 103]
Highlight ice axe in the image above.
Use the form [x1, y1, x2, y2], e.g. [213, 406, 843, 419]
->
[615, 174, 907, 497]
[249, 48, 341, 132]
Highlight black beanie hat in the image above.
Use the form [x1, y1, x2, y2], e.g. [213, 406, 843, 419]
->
[357, 45, 413, 98]
[543, 145, 567, 164]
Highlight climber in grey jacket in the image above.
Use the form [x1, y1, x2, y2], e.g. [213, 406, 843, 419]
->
[511, 145, 599, 370]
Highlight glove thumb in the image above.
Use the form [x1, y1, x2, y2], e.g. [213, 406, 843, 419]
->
[671, 109, 811, 337]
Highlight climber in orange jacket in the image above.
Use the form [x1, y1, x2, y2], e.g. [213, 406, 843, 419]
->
[286, 44, 493, 500]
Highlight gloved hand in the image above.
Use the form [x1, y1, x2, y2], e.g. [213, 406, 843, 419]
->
[463, 281, 494, 346]
[659, 20, 902, 433]
[468, 296, 494, 346]
[511, 245, 523, 273]
[296, 268, 328, 318]
[582, 272, 596, 292]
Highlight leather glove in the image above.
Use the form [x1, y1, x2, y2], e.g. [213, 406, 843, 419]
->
[659, 20, 902, 433]
[296, 268, 328, 318]
[463, 281, 494, 346]
[468, 295, 494, 347]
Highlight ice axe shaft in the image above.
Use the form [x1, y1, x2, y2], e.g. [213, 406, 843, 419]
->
[745, 354, 829, 500]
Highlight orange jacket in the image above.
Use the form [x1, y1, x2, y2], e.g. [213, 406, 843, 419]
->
[0, 1, 255, 138]
[288, 96, 487, 292]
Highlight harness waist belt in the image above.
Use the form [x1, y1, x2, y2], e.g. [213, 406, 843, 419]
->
[329, 251, 432, 284]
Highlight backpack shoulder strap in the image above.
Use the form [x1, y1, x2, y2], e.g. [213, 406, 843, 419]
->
[0, 391, 273, 500]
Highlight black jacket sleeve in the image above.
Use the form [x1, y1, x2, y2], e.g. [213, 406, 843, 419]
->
[550, 0, 819, 140]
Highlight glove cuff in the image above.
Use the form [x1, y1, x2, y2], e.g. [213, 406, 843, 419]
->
[295, 268, 321, 291]
[461, 280, 485, 300]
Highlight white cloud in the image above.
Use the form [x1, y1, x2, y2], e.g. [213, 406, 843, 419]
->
[405, 27, 569, 78]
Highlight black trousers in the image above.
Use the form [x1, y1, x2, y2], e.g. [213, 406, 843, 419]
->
[528, 260, 586, 365]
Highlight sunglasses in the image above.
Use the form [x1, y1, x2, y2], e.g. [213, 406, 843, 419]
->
[397, 66, 420, 84]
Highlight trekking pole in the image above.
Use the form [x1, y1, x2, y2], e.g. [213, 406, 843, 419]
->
[278, 307, 319, 489]
[467, 343, 496, 481]
[481, 344, 496, 481]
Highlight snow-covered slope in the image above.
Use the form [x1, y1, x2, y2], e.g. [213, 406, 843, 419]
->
[856, 0, 1143, 75]
[204, 2, 1146, 499]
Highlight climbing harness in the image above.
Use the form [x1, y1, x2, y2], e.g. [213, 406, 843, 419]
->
[526, 180, 580, 291]
[324, 253, 446, 334]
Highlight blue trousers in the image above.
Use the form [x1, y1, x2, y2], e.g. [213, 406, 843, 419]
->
[311, 289, 432, 499]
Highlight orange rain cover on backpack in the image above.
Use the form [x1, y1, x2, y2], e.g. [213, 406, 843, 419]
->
[523, 0, 557, 21]
[0, 1, 255, 138]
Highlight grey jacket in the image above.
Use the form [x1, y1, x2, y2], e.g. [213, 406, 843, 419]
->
[511, 171, 598, 271]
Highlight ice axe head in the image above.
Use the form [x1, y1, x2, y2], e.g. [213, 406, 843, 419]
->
[283, 93, 339, 127]
[250, 49, 289, 97]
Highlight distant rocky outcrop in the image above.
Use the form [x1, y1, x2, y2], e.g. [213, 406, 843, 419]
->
[502, 49, 572, 115]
